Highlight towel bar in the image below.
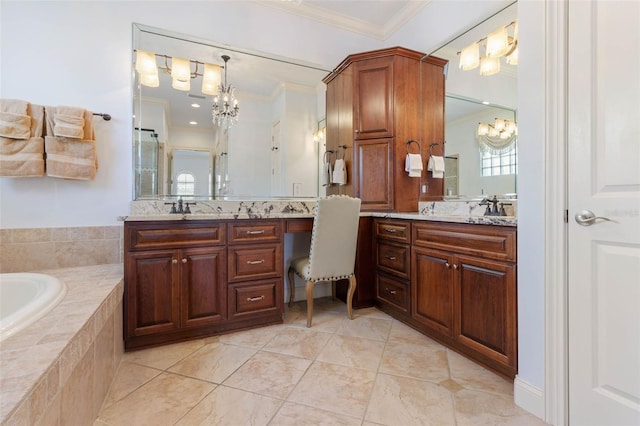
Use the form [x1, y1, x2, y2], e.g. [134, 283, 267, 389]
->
[93, 113, 111, 121]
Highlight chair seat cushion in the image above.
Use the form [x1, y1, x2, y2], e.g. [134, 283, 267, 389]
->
[291, 256, 311, 279]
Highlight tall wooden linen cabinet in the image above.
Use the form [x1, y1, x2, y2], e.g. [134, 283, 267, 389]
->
[323, 47, 448, 212]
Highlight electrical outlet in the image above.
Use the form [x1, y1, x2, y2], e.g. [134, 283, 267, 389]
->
[421, 184, 427, 193]
[293, 183, 301, 196]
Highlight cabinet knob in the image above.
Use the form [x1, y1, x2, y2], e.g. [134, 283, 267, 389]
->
[445, 262, 450, 268]
[385, 256, 397, 261]
[247, 259, 265, 265]
[385, 287, 397, 295]
[246, 230, 265, 235]
[182, 258, 187, 264]
[453, 264, 458, 270]
[172, 259, 178, 264]
[384, 228, 397, 233]
[247, 295, 265, 302]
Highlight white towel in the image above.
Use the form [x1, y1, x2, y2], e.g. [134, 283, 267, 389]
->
[427, 155, 445, 178]
[405, 153, 423, 177]
[332, 158, 346, 185]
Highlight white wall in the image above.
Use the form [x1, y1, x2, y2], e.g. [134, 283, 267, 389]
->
[1, 0, 545, 416]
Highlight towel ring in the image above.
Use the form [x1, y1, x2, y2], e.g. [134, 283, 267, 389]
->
[337, 145, 347, 160]
[323, 150, 334, 163]
[406, 140, 421, 155]
[429, 141, 446, 155]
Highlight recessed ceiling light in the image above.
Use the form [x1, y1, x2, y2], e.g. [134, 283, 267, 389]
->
[482, 101, 491, 105]
[191, 103, 200, 108]
[189, 121, 198, 125]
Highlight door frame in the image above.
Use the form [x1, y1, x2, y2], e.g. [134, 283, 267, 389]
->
[543, 1, 569, 425]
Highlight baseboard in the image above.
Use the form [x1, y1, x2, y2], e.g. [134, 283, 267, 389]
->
[514, 376, 545, 420]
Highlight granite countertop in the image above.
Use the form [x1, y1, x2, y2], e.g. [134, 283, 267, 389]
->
[123, 199, 517, 227]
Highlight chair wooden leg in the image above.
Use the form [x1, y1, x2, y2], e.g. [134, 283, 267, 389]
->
[346, 275, 357, 320]
[287, 267, 296, 308]
[306, 280, 314, 327]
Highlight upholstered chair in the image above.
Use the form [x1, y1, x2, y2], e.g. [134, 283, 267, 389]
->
[287, 195, 361, 327]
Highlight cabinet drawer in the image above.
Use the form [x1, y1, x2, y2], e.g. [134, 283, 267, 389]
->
[376, 273, 409, 313]
[228, 280, 279, 319]
[412, 222, 516, 262]
[126, 221, 226, 250]
[228, 221, 282, 244]
[376, 241, 410, 279]
[228, 244, 282, 282]
[374, 219, 411, 243]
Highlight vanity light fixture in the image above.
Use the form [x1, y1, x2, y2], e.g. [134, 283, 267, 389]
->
[134, 50, 223, 96]
[313, 118, 326, 143]
[211, 55, 240, 128]
[457, 20, 518, 75]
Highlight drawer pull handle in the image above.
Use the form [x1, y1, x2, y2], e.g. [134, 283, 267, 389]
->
[384, 228, 397, 233]
[453, 264, 458, 270]
[172, 259, 178, 264]
[182, 258, 187, 264]
[445, 262, 450, 268]
[385, 256, 397, 261]
[246, 230, 266, 235]
[247, 295, 265, 302]
[247, 259, 265, 265]
[385, 288, 397, 295]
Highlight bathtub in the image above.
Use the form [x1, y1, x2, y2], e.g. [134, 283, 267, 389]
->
[0, 272, 67, 341]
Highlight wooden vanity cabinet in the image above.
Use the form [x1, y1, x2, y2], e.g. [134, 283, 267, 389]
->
[324, 47, 448, 212]
[227, 221, 283, 321]
[374, 219, 411, 313]
[412, 221, 518, 377]
[124, 220, 285, 351]
[124, 221, 227, 350]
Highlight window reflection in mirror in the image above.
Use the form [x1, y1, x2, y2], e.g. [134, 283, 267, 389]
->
[132, 24, 330, 200]
[425, 1, 517, 199]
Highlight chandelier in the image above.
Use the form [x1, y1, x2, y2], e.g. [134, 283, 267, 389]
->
[458, 21, 518, 76]
[477, 118, 517, 138]
[212, 55, 240, 128]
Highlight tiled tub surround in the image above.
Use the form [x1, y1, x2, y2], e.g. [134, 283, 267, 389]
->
[0, 264, 123, 425]
[0, 226, 123, 273]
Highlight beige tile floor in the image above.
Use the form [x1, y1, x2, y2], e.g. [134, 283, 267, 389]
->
[95, 298, 546, 426]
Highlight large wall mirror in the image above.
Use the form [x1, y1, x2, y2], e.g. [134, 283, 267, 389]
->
[425, 1, 517, 199]
[132, 24, 330, 200]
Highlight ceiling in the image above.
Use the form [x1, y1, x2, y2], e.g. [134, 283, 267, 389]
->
[255, 0, 430, 40]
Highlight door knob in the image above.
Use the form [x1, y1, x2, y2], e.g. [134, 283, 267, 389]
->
[575, 210, 611, 226]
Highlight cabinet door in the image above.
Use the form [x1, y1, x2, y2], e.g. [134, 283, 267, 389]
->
[354, 138, 393, 211]
[125, 250, 180, 337]
[411, 247, 454, 336]
[354, 57, 394, 139]
[180, 247, 227, 328]
[454, 254, 517, 369]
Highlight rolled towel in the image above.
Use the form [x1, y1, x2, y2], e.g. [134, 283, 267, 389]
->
[405, 153, 423, 177]
[332, 158, 347, 185]
[29, 104, 45, 138]
[45, 136, 97, 180]
[427, 155, 445, 179]
[0, 112, 31, 140]
[0, 136, 45, 177]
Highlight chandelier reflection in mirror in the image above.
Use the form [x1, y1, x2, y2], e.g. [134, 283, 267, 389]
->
[212, 55, 240, 128]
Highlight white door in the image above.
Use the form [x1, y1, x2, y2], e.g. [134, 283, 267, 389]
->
[567, 1, 640, 425]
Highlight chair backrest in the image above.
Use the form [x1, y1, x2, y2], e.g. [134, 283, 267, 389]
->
[307, 195, 361, 282]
